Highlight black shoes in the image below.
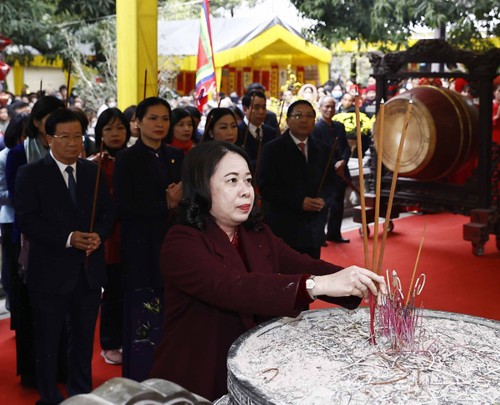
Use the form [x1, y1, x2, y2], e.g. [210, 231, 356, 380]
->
[327, 236, 350, 243]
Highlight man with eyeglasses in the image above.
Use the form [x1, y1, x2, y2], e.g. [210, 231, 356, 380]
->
[14, 108, 114, 404]
[312, 96, 351, 244]
[258, 100, 335, 260]
[236, 90, 276, 170]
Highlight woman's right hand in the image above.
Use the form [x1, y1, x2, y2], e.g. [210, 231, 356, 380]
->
[312, 266, 387, 299]
[166, 181, 182, 209]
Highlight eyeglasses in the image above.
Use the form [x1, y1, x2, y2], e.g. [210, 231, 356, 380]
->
[52, 134, 83, 143]
[289, 113, 316, 120]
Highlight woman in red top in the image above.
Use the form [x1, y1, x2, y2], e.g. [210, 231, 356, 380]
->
[89, 107, 130, 365]
[165, 108, 197, 154]
[150, 141, 387, 401]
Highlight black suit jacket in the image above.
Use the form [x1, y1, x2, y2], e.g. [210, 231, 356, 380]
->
[312, 118, 351, 180]
[257, 131, 335, 249]
[113, 140, 183, 290]
[236, 122, 276, 169]
[14, 154, 114, 294]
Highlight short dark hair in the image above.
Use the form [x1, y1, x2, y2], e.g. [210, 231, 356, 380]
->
[94, 107, 131, 150]
[45, 108, 84, 136]
[178, 141, 262, 231]
[247, 82, 265, 93]
[68, 106, 89, 134]
[231, 106, 244, 121]
[135, 97, 171, 121]
[184, 105, 201, 121]
[202, 108, 237, 142]
[287, 99, 314, 117]
[166, 107, 197, 144]
[123, 105, 137, 122]
[241, 91, 266, 109]
[4, 112, 29, 149]
[7, 101, 30, 118]
[26, 96, 65, 139]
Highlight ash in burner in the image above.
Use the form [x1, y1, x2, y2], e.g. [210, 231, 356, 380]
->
[228, 308, 500, 404]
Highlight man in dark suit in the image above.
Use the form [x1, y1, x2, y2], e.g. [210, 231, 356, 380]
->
[245, 82, 279, 128]
[236, 91, 276, 171]
[312, 96, 352, 243]
[14, 108, 114, 404]
[258, 100, 335, 259]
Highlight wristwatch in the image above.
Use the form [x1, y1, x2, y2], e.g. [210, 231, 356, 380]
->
[306, 276, 316, 299]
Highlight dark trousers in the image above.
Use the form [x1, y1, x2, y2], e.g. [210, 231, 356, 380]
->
[122, 288, 163, 382]
[100, 263, 123, 351]
[292, 245, 321, 260]
[0, 223, 14, 301]
[326, 179, 348, 240]
[30, 270, 100, 405]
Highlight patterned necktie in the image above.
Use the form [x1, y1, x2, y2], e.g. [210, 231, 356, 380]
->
[65, 166, 77, 206]
[255, 127, 261, 141]
[298, 142, 306, 157]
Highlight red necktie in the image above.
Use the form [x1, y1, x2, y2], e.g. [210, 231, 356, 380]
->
[298, 142, 306, 157]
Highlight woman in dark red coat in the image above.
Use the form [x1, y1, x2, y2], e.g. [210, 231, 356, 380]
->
[150, 141, 386, 401]
[89, 108, 130, 365]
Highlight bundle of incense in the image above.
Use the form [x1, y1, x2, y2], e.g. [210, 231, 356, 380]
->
[354, 94, 420, 347]
[378, 269, 426, 351]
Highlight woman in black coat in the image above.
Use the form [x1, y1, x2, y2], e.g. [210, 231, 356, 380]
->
[113, 97, 183, 381]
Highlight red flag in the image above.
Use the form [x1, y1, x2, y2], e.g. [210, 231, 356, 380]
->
[0, 35, 12, 52]
[0, 61, 10, 81]
[195, 0, 217, 112]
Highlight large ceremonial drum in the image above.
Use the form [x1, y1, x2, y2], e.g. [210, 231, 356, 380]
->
[226, 308, 500, 404]
[374, 86, 479, 181]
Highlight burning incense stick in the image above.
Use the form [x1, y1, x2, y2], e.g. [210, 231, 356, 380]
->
[89, 139, 105, 233]
[65, 62, 72, 108]
[376, 97, 413, 275]
[355, 92, 369, 269]
[371, 99, 385, 274]
[317, 137, 338, 196]
[242, 93, 256, 150]
[143, 69, 148, 100]
[405, 223, 426, 307]
[85, 138, 105, 270]
[276, 98, 285, 137]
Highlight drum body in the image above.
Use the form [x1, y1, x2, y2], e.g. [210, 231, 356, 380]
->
[375, 86, 478, 182]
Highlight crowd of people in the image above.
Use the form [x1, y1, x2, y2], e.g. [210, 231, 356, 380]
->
[0, 71, 498, 403]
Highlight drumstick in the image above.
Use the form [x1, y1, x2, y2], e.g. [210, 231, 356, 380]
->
[376, 97, 413, 275]
[372, 100, 385, 275]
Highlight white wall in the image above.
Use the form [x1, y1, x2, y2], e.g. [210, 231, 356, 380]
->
[5, 66, 65, 95]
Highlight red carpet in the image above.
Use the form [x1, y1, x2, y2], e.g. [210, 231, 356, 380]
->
[0, 212, 498, 404]
[313, 212, 500, 321]
[0, 317, 121, 404]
